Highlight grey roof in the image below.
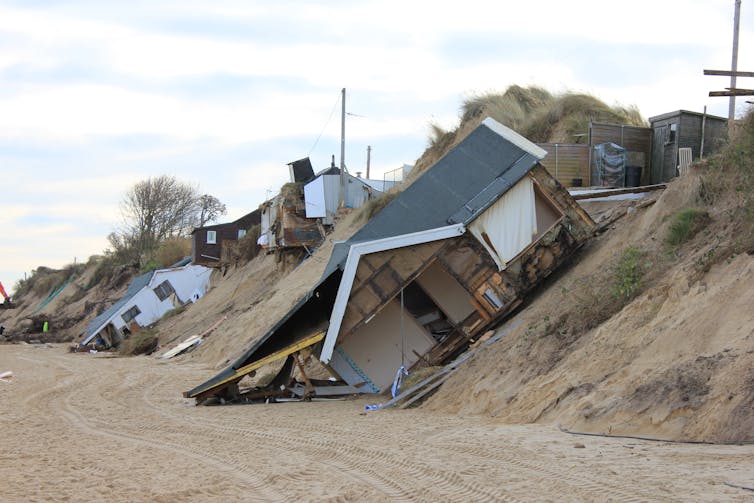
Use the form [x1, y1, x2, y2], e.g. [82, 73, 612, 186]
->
[648, 109, 728, 123]
[81, 270, 153, 343]
[168, 257, 192, 268]
[323, 118, 545, 277]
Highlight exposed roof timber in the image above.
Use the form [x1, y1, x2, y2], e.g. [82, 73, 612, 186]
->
[319, 224, 466, 364]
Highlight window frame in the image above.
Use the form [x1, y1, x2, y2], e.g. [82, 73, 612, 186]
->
[121, 305, 141, 324]
[153, 280, 175, 302]
[666, 123, 677, 144]
[206, 230, 217, 244]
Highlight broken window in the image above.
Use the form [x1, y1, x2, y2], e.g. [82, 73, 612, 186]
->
[153, 280, 175, 301]
[401, 282, 452, 343]
[667, 123, 677, 144]
[482, 288, 503, 310]
[121, 305, 141, 324]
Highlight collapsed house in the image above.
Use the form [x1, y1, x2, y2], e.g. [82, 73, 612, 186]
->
[303, 165, 383, 225]
[80, 259, 212, 348]
[260, 157, 387, 251]
[185, 118, 595, 404]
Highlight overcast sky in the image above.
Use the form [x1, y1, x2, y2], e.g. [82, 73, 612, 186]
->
[1, 0, 752, 294]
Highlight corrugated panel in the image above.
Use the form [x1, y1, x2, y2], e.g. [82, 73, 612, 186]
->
[322, 175, 341, 224]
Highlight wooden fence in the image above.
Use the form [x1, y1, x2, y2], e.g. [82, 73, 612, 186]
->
[589, 122, 652, 186]
[538, 122, 653, 187]
[537, 143, 590, 187]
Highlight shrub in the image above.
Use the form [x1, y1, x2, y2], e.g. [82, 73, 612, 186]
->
[118, 330, 159, 356]
[154, 237, 191, 268]
[611, 247, 647, 301]
[666, 209, 710, 247]
[237, 225, 262, 261]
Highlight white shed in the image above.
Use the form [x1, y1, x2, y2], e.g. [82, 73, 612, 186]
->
[304, 170, 382, 225]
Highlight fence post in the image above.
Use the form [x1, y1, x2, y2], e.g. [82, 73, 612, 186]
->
[555, 144, 559, 180]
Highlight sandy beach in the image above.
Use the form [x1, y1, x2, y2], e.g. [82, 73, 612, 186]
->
[1, 343, 752, 502]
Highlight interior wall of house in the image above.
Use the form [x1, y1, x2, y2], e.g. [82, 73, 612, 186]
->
[414, 262, 476, 325]
[337, 298, 436, 391]
[533, 188, 563, 242]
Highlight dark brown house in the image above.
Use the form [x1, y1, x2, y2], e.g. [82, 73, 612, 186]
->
[191, 209, 261, 266]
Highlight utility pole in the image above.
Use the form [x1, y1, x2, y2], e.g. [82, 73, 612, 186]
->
[366, 145, 372, 179]
[339, 88, 346, 208]
[729, 0, 742, 124]
[704, 2, 752, 123]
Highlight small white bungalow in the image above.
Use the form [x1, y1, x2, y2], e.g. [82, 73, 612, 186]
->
[80, 258, 212, 348]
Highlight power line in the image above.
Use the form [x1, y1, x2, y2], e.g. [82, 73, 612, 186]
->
[308, 91, 341, 155]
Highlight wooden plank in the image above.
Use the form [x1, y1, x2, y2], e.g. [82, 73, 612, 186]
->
[710, 89, 754, 97]
[572, 184, 666, 200]
[704, 69, 754, 77]
[289, 384, 362, 397]
[185, 331, 325, 398]
[398, 374, 452, 409]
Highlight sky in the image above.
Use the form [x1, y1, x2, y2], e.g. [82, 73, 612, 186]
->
[1, 0, 752, 294]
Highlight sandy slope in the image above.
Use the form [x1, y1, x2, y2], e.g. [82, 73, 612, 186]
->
[1, 343, 752, 502]
[159, 208, 367, 372]
[425, 173, 754, 442]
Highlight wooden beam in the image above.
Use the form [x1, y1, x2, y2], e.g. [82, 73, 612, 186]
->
[184, 331, 325, 398]
[572, 184, 666, 200]
[709, 89, 754, 97]
[704, 69, 754, 77]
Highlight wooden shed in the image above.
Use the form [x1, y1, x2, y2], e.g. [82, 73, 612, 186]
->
[649, 110, 728, 183]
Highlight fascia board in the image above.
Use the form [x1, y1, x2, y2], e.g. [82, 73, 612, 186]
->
[482, 117, 548, 160]
[319, 223, 465, 364]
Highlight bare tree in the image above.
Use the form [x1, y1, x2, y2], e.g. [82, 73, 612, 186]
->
[112, 175, 227, 265]
[118, 176, 199, 261]
[196, 194, 227, 227]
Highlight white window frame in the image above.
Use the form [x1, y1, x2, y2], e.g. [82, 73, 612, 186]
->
[121, 305, 141, 324]
[153, 280, 175, 301]
[206, 230, 217, 244]
[238, 229, 247, 239]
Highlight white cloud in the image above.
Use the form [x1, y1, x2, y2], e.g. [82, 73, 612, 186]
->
[0, 0, 752, 296]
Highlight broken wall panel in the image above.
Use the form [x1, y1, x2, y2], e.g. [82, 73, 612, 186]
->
[414, 262, 476, 325]
[436, 236, 498, 294]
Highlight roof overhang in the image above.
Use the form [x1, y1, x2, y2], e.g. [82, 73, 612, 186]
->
[481, 117, 547, 160]
[319, 223, 466, 364]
